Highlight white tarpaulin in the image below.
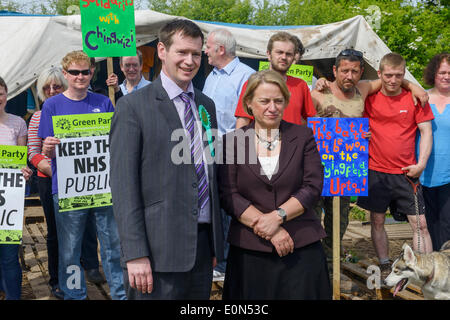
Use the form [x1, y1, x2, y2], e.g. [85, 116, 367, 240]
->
[0, 10, 418, 99]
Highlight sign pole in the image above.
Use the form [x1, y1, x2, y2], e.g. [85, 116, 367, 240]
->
[333, 196, 340, 300]
[107, 57, 115, 106]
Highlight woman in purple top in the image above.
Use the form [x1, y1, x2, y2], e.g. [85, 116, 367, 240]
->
[0, 76, 32, 300]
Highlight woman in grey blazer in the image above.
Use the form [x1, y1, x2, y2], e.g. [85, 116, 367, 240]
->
[218, 70, 331, 299]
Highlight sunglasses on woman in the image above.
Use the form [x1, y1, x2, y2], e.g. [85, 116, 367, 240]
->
[43, 84, 63, 91]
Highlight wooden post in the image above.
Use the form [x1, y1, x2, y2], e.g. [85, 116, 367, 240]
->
[107, 57, 115, 106]
[333, 196, 340, 300]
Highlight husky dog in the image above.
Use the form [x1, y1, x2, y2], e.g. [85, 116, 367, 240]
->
[384, 241, 450, 300]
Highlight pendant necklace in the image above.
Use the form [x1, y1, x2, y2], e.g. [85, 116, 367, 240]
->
[256, 131, 281, 151]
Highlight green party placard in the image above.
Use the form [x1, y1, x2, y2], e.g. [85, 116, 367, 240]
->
[0, 145, 27, 244]
[0, 145, 27, 168]
[53, 112, 113, 138]
[80, 0, 136, 57]
[259, 61, 314, 85]
[53, 113, 113, 212]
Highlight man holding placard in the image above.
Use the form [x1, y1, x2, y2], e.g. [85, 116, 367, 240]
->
[311, 50, 374, 268]
[235, 32, 316, 128]
[106, 50, 151, 98]
[39, 51, 125, 300]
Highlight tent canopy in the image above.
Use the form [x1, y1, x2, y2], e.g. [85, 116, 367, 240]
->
[0, 10, 418, 99]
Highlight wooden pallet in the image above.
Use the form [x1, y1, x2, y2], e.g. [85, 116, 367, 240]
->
[343, 221, 413, 241]
[22, 219, 110, 300]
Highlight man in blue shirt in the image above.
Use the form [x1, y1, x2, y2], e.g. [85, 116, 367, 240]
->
[202, 28, 255, 281]
[106, 50, 151, 97]
[203, 28, 255, 137]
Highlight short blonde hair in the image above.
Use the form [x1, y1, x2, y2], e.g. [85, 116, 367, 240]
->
[61, 50, 91, 71]
[36, 67, 67, 101]
[379, 52, 406, 72]
[242, 69, 290, 116]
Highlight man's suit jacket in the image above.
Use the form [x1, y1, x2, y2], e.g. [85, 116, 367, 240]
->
[110, 76, 224, 272]
[218, 120, 326, 253]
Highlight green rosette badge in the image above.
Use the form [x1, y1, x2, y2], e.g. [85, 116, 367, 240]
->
[198, 105, 215, 157]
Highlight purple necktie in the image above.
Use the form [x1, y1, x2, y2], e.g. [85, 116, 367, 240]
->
[179, 92, 209, 209]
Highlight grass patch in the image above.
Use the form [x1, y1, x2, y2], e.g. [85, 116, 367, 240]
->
[349, 205, 367, 221]
[349, 203, 393, 221]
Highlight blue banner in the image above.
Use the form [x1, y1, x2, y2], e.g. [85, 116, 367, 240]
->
[307, 117, 369, 196]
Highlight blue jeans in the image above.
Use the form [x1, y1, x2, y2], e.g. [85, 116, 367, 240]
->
[52, 195, 126, 300]
[0, 244, 22, 300]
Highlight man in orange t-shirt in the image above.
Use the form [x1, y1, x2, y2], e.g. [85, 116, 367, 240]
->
[235, 32, 316, 128]
[357, 53, 434, 279]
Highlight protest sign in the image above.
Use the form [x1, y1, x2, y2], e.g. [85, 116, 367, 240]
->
[259, 61, 314, 85]
[0, 145, 27, 244]
[53, 113, 113, 212]
[80, 0, 136, 57]
[307, 117, 369, 196]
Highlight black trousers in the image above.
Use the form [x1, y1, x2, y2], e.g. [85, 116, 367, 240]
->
[423, 183, 450, 250]
[38, 177, 59, 287]
[223, 241, 332, 300]
[123, 224, 213, 300]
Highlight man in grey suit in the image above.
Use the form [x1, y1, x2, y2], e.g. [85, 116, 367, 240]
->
[109, 19, 224, 300]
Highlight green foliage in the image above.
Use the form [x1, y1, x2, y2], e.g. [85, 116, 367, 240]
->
[147, 0, 288, 24]
[349, 205, 367, 222]
[282, 0, 449, 85]
[345, 1, 449, 87]
[145, 0, 449, 85]
[147, 0, 254, 23]
[0, 0, 23, 12]
[53, 0, 80, 15]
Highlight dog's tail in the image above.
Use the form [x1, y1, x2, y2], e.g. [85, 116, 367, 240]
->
[440, 240, 450, 251]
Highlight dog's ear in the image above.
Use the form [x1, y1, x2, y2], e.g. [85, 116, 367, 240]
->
[403, 244, 417, 265]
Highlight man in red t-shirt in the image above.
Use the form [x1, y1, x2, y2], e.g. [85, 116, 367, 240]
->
[234, 32, 316, 128]
[357, 53, 434, 279]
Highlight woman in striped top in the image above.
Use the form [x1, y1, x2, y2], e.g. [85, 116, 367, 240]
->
[0, 76, 32, 300]
[27, 68, 67, 299]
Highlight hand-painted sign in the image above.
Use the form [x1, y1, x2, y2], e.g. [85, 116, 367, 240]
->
[259, 61, 314, 85]
[80, 0, 136, 57]
[0, 145, 27, 244]
[307, 117, 369, 196]
[53, 113, 113, 212]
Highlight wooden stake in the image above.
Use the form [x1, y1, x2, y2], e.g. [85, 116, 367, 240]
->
[333, 196, 340, 300]
[107, 57, 115, 106]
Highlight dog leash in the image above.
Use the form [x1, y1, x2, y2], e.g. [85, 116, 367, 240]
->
[404, 173, 425, 253]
